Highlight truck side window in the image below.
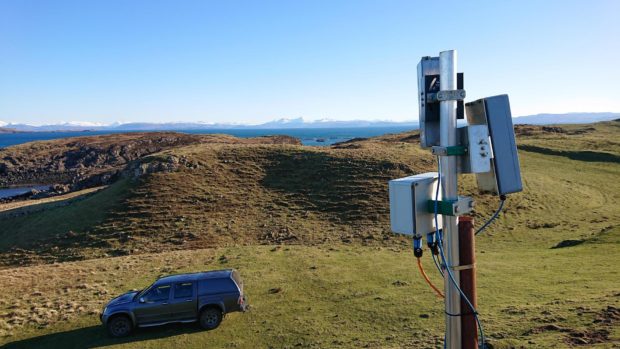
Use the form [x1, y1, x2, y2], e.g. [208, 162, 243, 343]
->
[198, 279, 236, 295]
[144, 285, 171, 302]
[174, 282, 194, 299]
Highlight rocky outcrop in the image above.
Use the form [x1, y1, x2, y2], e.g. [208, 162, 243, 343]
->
[0, 132, 301, 191]
[0, 133, 201, 188]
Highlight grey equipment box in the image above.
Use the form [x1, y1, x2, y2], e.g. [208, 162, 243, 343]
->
[465, 95, 523, 195]
[389, 172, 443, 237]
[417, 57, 441, 148]
[417, 56, 465, 148]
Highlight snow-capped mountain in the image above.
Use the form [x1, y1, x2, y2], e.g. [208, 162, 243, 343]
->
[1, 117, 419, 131]
[512, 112, 620, 125]
[1, 113, 618, 132]
[58, 121, 111, 127]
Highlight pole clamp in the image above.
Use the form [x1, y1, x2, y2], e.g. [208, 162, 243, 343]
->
[426, 89, 466, 102]
[427, 196, 475, 216]
[438, 89, 466, 101]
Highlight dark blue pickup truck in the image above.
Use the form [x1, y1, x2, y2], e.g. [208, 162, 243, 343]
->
[101, 269, 247, 337]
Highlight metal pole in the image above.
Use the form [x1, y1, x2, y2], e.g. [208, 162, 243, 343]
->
[439, 49, 461, 349]
[459, 216, 478, 349]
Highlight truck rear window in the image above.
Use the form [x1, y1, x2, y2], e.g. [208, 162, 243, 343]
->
[198, 278, 237, 295]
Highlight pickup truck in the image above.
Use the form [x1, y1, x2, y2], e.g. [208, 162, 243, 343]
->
[100, 269, 247, 337]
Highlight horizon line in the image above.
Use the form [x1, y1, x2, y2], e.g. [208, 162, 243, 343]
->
[2, 111, 620, 128]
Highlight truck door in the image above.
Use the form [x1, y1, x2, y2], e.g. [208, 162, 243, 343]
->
[169, 281, 197, 321]
[134, 284, 172, 325]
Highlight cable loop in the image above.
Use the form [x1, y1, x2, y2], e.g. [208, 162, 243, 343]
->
[416, 257, 445, 299]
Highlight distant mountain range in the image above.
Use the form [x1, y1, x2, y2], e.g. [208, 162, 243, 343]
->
[1, 113, 618, 132]
[0, 118, 418, 132]
[512, 112, 619, 125]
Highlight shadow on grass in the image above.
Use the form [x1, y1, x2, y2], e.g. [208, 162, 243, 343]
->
[259, 150, 402, 223]
[3, 322, 205, 349]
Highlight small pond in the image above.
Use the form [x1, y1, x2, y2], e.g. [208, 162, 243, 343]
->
[0, 185, 51, 199]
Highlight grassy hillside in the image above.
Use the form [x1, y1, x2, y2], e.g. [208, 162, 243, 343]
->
[0, 121, 619, 348]
[0, 139, 429, 266]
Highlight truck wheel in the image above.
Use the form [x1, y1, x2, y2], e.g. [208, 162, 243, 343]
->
[199, 308, 222, 330]
[107, 315, 133, 337]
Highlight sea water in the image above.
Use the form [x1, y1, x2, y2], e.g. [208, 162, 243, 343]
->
[0, 185, 51, 199]
[0, 126, 418, 148]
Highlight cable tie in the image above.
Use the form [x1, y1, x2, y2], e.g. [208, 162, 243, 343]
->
[445, 310, 478, 317]
[450, 263, 476, 271]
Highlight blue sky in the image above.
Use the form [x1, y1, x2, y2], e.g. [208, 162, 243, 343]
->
[0, 0, 618, 125]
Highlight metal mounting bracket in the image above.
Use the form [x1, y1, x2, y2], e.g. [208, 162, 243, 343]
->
[427, 196, 475, 216]
[438, 89, 466, 101]
[427, 89, 466, 103]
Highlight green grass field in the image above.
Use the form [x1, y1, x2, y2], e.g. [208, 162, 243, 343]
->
[1, 238, 618, 348]
[0, 121, 619, 348]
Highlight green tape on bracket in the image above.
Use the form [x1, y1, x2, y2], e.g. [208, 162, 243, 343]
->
[427, 200, 456, 216]
[445, 145, 466, 156]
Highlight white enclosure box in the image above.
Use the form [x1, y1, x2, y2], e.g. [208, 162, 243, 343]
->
[389, 172, 443, 237]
